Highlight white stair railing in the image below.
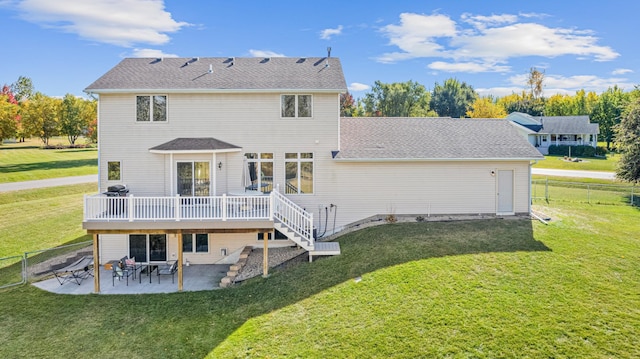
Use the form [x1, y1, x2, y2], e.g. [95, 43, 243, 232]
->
[270, 188, 314, 250]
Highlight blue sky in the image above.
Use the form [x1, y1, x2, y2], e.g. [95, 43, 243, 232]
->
[1, 0, 638, 99]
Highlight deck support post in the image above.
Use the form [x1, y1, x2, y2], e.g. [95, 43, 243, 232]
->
[262, 232, 269, 278]
[177, 233, 183, 291]
[93, 234, 100, 293]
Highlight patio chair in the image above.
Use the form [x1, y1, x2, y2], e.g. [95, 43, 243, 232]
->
[157, 260, 178, 283]
[112, 257, 134, 286]
[51, 255, 94, 285]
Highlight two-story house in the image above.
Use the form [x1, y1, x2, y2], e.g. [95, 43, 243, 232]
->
[83, 56, 542, 292]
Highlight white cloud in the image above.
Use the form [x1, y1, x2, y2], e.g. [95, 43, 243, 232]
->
[428, 61, 510, 73]
[348, 82, 370, 92]
[453, 23, 618, 62]
[612, 68, 634, 75]
[505, 72, 634, 95]
[320, 25, 343, 40]
[377, 12, 619, 65]
[460, 13, 518, 30]
[14, 0, 189, 47]
[248, 49, 285, 58]
[130, 48, 178, 58]
[377, 13, 457, 63]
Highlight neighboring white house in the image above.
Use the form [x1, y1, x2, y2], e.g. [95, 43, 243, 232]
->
[83, 56, 542, 292]
[507, 112, 599, 155]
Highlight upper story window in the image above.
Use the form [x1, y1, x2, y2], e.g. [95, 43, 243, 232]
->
[136, 95, 167, 122]
[281, 95, 312, 118]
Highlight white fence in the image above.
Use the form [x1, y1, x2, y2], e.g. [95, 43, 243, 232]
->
[84, 194, 273, 222]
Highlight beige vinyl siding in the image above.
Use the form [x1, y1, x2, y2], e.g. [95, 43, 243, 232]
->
[98, 234, 128, 264]
[97, 91, 533, 235]
[295, 160, 532, 232]
[98, 93, 339, 196]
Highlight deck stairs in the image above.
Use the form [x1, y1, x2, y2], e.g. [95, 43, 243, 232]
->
[272, 190, 340, 261]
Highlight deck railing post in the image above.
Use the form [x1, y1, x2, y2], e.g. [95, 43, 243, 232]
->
[269, 192, 275, 221]
[222, 194, 227, 221]
[83, 194, 88, 221]
[128, 195, 134, 222]
[175, 195, 181, 221]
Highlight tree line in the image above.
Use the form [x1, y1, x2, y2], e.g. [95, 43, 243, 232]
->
[0, 76, 97, 146]
[340, 68, 640, 151]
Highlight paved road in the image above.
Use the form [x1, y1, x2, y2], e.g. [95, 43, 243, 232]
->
[0, 174, 98, 192]
[532, 168, 615, 180]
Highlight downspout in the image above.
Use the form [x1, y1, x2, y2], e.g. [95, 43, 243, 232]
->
[529, 160, 538, 214]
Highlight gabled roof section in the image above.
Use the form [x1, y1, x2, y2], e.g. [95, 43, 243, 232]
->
[539, 116, 599, 135]
[85, 57, 347, 93]
[336, 117, 543, 161]
[149, 138, 242, 154]
[507, 112, 541, 126]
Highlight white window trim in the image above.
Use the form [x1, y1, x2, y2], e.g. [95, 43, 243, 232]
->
[284, 152, 314, 195]
[106, 160, 122, 182]
[280, 94, 313, 118]
[136, 94, 168, 123]
[245, 152, 274, 193]
[176, 160, 212, 197]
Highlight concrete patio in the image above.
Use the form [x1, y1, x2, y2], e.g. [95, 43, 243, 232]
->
[32, 264, 230, 295]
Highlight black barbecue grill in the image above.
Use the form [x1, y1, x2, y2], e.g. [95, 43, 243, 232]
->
[103, 185, 129, 214]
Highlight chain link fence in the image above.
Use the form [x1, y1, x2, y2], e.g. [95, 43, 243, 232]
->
[532, 179, 638, 206]
[0, 241, 92, 289]
[0, 255, 25, 289]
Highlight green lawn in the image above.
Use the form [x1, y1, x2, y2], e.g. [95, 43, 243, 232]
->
[0, 184, 95, 258]
[0, 138, 97, 183]
[534, 154, 619, 172]
[1, 184, 638, 358]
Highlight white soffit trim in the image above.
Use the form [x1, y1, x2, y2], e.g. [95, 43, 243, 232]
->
[149, 148, 242, 154]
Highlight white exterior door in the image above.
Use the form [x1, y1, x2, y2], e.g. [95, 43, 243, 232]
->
[497, 170, 514, 214]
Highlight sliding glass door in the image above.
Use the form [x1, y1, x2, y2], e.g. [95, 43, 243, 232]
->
[129, 234, 167, 263]
[177, 161, 210, 196]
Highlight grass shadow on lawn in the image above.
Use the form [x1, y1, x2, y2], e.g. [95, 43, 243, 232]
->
[0, 219, 551, 358]
[0, 158, 97, 173]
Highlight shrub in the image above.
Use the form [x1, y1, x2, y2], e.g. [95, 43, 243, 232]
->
[548, 145, 598, 157]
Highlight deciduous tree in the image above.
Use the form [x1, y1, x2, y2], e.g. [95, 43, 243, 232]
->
[591, 86, 627, 149]
[363, 80, 435, 117]
[340, 92, 356, 117]
[614, 96, 640, 183]
[22, 92, 61, 146]
[0, 88, 19, 142]
[430, 78, 477, 118]
[466, 96, 506, 118]
[59, 94, 91, 146]
[10, 76, 34, 103]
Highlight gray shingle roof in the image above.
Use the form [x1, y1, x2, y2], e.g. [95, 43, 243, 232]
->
[149, 138, 241, 153]
[336, 117, 543, 160]
[86, 57, 347, 92]
[539, 116, 599, 135]
[508, 112, 599, 135]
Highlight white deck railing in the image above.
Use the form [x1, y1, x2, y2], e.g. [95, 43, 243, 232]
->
[84, 193, 273, 222]
[271, 189, 314, 247]
[84, 188, 314, 249]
